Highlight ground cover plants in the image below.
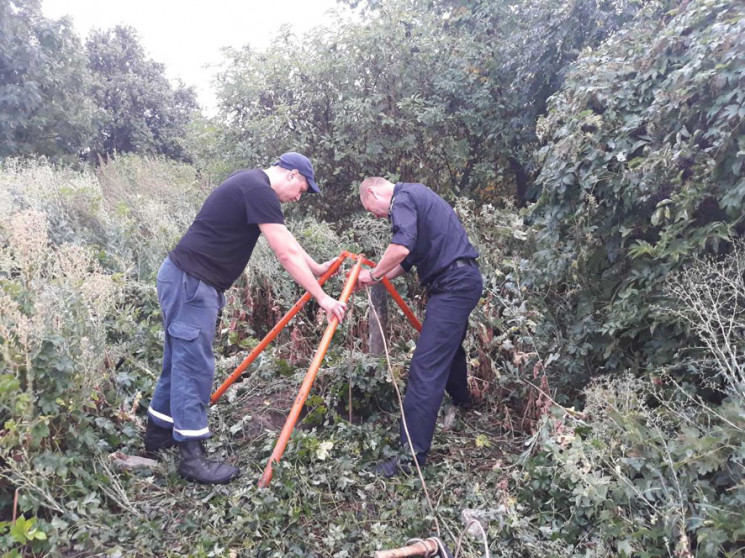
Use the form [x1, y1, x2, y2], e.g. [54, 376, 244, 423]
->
[1, 0, 744, 555]
[0, 157, 526, 556]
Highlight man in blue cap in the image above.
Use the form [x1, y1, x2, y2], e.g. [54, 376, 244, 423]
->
[144, 152, 346, 484]
[356, 177, 482, 477]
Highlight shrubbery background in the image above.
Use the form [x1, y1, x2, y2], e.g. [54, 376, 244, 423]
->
[1, 0, 743, 556]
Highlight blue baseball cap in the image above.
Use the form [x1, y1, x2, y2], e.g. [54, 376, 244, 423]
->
[273, 152, 320, 194]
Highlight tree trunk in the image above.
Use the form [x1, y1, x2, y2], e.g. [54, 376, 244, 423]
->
[368, 283, 388, 356]
[509, 156, 530, 207]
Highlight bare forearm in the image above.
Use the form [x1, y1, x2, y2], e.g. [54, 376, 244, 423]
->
[300, 247, 321, 275]
[260, 224, 326, 299]
[259, 222, 346, 322]
[384, 264, 407, 280]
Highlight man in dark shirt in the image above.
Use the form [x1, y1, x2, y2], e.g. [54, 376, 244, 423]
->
[356, 177, 482, 477]
[145, 152, 347, 484]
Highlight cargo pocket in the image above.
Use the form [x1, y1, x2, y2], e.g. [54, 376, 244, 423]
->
[167, 321, 200, 341]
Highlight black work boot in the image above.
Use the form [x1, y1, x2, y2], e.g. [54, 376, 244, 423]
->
[177, 440, 240, 484]
[374, 456, 415, 478]
[453, 396, 473, 411]
[144, 418, 176, 458]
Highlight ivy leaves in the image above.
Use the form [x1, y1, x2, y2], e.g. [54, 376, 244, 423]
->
[529, 0, 745, 376]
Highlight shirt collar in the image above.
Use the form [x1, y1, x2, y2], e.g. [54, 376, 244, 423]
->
[388, 183, 403, 220]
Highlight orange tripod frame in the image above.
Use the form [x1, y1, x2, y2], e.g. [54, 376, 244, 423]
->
[209, 251, 422, 487]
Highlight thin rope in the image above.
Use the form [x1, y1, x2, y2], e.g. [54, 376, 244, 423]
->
[366, 287, 492, 557]
[454, 519, 491, 558]
[348, 291, 354, 423]
[366, 289, 446, 539]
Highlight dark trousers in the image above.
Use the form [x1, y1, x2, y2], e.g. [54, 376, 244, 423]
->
[401, 264, 482, 463]
[149, 257, 225, 441]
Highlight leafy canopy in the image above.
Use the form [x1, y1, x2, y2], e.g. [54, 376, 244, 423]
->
[529, 0, 745, 380]
[0, 0, 95, 163]
[86, 26, 199, 162]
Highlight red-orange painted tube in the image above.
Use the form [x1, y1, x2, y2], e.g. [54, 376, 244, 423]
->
[210, 252, 348, 405]
[258, 255, 364, 488]
[382, 277, 422, 332]
[360, 257, 422, 332]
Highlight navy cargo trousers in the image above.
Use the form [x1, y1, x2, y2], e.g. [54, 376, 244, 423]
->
[148, 257, 225, 441]
[402, 262, 483, 464]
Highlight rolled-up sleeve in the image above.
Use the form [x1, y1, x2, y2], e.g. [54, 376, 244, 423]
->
[390, 193, 417, 252]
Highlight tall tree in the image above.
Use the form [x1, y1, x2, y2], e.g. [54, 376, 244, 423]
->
[430, 0, 645, 203]
[215, 0, 643, 212]
[0, 0, 95, 162]
[215, 5, 487, 218]
[86, 26, 198, 162]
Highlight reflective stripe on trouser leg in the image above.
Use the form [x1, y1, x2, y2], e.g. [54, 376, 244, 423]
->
[400, 266, 482, 463]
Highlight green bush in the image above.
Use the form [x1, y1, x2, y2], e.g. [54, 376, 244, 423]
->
[529, 0, 745, 383]
[0, 157, 197, 555]
[497, 241, 745, 556]
[505, 374, 745, 556]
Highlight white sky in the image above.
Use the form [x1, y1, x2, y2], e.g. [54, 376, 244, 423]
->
[42, 0, 343, 114]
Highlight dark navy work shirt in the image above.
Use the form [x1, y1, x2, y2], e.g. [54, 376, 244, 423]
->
[389, 182, 479, 286]
[169, 169, 285, 292]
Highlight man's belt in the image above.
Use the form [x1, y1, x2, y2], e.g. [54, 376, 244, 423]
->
[448, 257, 477, 270]
[426, 257, 478, 287]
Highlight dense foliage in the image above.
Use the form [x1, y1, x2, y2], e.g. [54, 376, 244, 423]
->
[0, 1, 197, 164]
[86, 26, 198, 163]
[0, 0, 95, 163]
[530, 0, 745, 384]
[213, 0, 642, 217]
[1, 0, 744, 555]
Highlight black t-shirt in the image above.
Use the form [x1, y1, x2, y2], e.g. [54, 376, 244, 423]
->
[169, 169, 285, 292]
[390, 182, 479, 286]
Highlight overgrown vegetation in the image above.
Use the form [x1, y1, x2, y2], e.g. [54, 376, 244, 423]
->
[0, 157, 520, 556]
[530, 0, 745, 386]
[1, 0, 744, 556]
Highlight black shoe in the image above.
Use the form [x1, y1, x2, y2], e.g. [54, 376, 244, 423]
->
[453, 396, 473, 411]
[144, 418, 176, 458]
[374, 457, 414, 478]
[177, 440, 240, 484]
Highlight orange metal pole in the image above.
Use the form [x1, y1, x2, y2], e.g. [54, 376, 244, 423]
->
[381, 277, 422, 332]
[258, 255, 365, 488]
[210, 252, 348, 405]
[359, 256, 422, 332]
